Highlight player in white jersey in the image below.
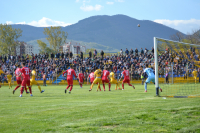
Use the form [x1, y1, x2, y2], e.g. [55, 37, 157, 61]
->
[142, 64, 162, 93]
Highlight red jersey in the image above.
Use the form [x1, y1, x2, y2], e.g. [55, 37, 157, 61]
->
[78, 73, 85, 80]
[89, 72, 95, 82]
[122, 70, 130, 80]
[21, 67, 31, 80]
[15, 68, 22, 81]
[63, 69, 77, 80]
[102, 70, 110, 80]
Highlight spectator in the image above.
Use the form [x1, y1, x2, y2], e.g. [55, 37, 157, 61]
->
[135, 48, 138, 56]
[151, 47, 154, 54]
[51, 53, 54, 59]
[100, 50, 104, 59]
[80, 51, 83, 60]
[144, 48, 148, 54]
[125, 48, 129, 55]
[70, 52, 73, 58]
[93, 49, 97, 58]
[141, 48, 144, 55]
[61, 52, 64, 59]
[130, 49, 133, 55]
[89, 50, 92, 58]
[120, 49, 123, 56]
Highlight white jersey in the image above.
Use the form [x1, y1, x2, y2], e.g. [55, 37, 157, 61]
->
[144, 68, 155, 77]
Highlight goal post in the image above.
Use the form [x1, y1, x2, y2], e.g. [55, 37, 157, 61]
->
[154, 37, 159, 96]
[154, 37, 200, 98]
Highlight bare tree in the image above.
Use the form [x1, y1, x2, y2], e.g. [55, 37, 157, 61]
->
[170, 32, 185, 42]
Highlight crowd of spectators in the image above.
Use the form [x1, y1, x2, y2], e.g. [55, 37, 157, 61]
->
[0, 46, 200, 83]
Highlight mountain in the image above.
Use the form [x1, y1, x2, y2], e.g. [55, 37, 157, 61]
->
[12, 14, 184, 53]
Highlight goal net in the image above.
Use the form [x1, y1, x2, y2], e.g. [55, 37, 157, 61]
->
[154, 37, 200, 98]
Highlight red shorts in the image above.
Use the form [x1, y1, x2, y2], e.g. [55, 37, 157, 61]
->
[90, 78, 94, 84]
[102, 79, 110, 84]
[21, 79, 30, 87]
[79, 79, 83, 83]
[17, 80, 22, 85]
[123, 79, 130, 84]
[67, 79, 73, 85]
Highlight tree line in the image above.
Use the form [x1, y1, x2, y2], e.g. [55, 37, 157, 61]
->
[0, 24, 68, 55]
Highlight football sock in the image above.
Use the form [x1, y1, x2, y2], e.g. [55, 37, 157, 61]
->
[29, 87, 32, 94]
[145, 83, 147, 91]
[25, 86, 28, 93]
[69, 86, 73, 91]
[80, 84, 82, 87]
[108, 83, 111, 90]
[20, 87, 24, 95]
[115, 84, 118, 89]
[98, 83, 101, 91]
[14, 85, 20, 90]
[103, 84, 105, 91]
[38, 86, 42, 92]
[128, 83, 132, 87]
[122, 83, 124, 89]
[91, 83, 94, 90]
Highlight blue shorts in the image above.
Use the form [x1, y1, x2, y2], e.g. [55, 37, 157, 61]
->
[145, 76, 155, 83]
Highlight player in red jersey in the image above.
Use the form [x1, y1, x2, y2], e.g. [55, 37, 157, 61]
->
[13, 64, 29, 94]
[119, 67, 135, 90]
[87, 70, 95, 84]
[87, 69, 101, 91]
[19, 62, 32, 97]
[62, 66, 77, 94]
[78, 70, 85, 88]
[102, 66, 111, 91]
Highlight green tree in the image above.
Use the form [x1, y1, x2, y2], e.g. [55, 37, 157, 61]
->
[37, 40, 55, 54]
[37, 40, 47, 53]
[0, 24, 22, 55]
[43, 26, 67, 53]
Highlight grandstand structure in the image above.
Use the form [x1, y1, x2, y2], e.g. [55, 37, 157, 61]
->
[60, 41, 86, 55]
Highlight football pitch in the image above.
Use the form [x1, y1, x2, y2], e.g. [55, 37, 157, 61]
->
[0, 84, 200, 132]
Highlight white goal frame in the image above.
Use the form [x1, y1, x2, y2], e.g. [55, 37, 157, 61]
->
[154, 37, 199, 96]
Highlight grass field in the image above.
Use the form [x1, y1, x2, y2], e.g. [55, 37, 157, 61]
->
[0, 84, 200, 133]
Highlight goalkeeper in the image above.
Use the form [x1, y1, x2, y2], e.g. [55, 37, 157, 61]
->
[142, 64, 162, 93]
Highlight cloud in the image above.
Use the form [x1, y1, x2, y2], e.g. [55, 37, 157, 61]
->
[106, 1, 114, 5]
[28, 17, 71, 27]
[6, 21, 13, 25]
[80, 4, 103, 11]
[6, 18, 71, 27]
[76, 0, 80, 2]
[154, 19, 200, 34]
[116, 0, 124, 2]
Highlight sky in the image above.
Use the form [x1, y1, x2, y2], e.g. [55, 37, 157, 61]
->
[0, 0, 200, 34]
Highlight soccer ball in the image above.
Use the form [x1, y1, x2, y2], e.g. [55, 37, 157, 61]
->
[137, 24, 140, 27]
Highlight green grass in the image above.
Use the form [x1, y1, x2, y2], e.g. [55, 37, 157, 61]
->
[0, 84, 200, 133]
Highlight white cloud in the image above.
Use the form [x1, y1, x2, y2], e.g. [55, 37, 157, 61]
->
[106, 1, 114, 5]
[80, 4, 103, 11]
[154, 19, 200, 34]
[27, 17, 71, 27]
[16, 21, 26, 24]
[76, 0, 80, 2]
[116, 0, 124, 2]
[6, 21, 13, 25]
[6, 18, 71, 27]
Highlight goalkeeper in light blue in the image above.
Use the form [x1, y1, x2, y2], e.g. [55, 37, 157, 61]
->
[142, 64, 162, 93]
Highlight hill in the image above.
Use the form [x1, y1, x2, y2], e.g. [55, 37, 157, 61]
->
[12, 14, 184, 53]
